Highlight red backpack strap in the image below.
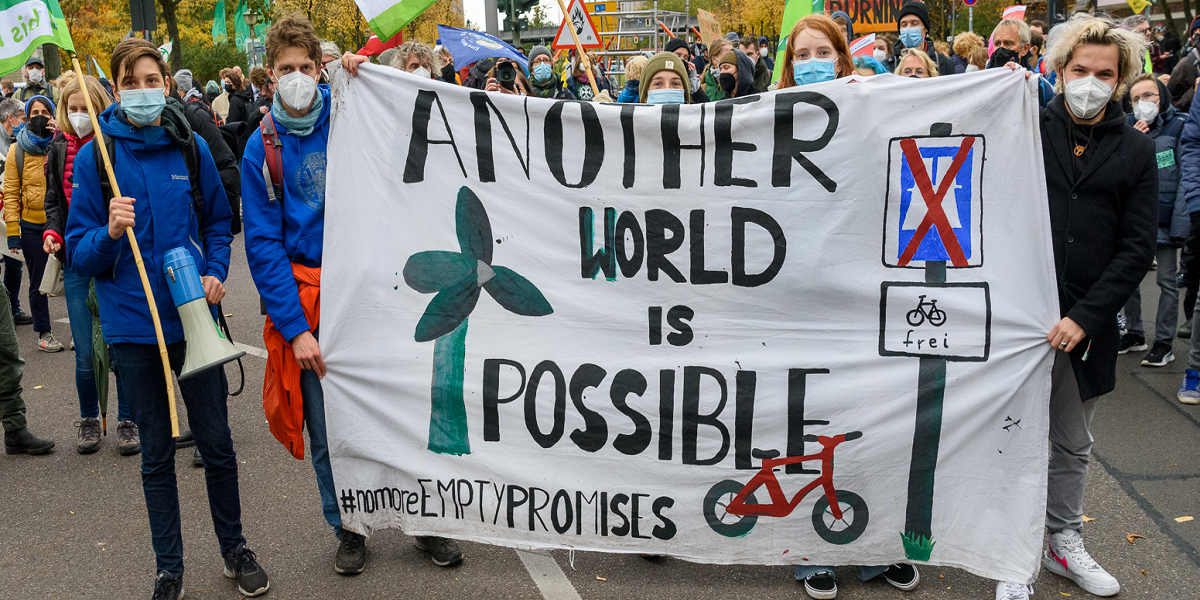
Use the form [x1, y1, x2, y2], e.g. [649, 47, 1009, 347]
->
[259, 112, 284, 202]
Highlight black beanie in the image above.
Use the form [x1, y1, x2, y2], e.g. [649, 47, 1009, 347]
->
[897, 0, 930, 31]
[665, 38, 689, 55]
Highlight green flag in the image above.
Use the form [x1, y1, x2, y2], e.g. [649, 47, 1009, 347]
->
[0, 0, 73, 75]
[234, 0, 270, 47]
[771, 0, 816, 85]
[355, 0, 438, 40]
[212, 0, 228, 44]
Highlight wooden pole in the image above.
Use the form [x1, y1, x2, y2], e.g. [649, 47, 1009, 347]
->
[554, 0, 600, 97]
[69, 55, 180, 438]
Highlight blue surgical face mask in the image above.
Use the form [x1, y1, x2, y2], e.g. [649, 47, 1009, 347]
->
[792, 58, 837, 85]
[120, 88, 167, 126]
[646, 88, 685, 104]
[899, 26, 924, 49]
[532, 63, 553, 81]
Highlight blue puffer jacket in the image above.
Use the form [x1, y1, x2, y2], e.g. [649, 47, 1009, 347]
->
[1179, 82, 1200, 215]
[241, 85, 331, 342]
[617, 78, 640, 103]
[65, 103, 233, 344]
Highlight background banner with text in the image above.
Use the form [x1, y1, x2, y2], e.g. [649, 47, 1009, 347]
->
[322, 68, 1056, 583]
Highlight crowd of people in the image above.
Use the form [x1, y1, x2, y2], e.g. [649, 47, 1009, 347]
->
[0, 0, 1192, 598]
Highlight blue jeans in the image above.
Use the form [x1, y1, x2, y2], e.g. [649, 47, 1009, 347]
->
[795, 564, 889, 581]
[111, 342, 245, 576]
[301, 368, 342, 536]
[64, 269, 130, 421]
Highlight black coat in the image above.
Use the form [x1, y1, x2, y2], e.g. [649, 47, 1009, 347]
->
[42, 134, 70, 263]
[225, 88, 255, 125]
[175, 98, 242, 234]
[1042, 96, 1157, 400]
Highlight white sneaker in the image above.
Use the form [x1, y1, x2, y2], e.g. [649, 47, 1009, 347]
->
[995, 581, 1032, 600]
[1043, 529, 1120, 596]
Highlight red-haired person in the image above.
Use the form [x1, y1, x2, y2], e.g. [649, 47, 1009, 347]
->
[778, 14, 854, 89]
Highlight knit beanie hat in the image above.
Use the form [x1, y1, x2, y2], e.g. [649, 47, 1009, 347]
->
[638, 52, 692, 103]
[897, 0, 930, 31]
[24, 94, 54, 117]
[718, 48, 737, 67]
[665, 38, 689, 55]
[529, 45, 552, 64]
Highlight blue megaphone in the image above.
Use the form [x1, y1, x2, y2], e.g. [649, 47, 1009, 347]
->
[163, 247, 244, 380]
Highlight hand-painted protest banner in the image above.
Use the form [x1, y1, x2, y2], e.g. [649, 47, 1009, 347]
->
[826, 0, 905, 33]
[321, 68, 1056, 583]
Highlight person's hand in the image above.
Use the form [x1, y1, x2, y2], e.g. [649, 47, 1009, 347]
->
[6, 236, 20, 253]
[291, 330, 326, 377]
[108, 196, 135, 240]
[200, 275, 225, 305]
[1004, 62, 1033, 80]
[1048, 317, 1086, 353]
[1133, 119, 1151, 133]
[258, 105, 268, 114]
[1158, 73, 1171, 86]
[485, 77, 502, 92]
[593, 89, 614, 103]
[341, 52, 369, 77]
[42, 236, 60, 254]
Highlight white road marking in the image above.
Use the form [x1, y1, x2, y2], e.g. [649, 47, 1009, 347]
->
[517, 550, 582, 600]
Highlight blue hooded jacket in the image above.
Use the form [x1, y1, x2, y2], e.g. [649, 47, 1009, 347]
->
[65, 103, 233, 344]
[240, 84, 331, 342]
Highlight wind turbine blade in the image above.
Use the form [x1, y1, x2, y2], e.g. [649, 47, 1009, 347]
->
[484, 266, 553, 316]
[404, 251, 473, 293]
[414, 274, 480, 342]
[456, 186, 493, 264]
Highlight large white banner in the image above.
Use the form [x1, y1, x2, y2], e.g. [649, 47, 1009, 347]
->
[321, 66, 1057, 583]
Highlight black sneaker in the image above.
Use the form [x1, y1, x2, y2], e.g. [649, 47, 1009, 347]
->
[803, 570, 838, 599]
[1117, 333, 1148, 354]
[11, 311, 31, 325]
[882, 563, 920, 591]
[222, 544, 270, 597]
[1141, 342, 1176, 367]
[4, 427, 55, 455]
[150, 572, 183, 600]
[414, 536, 463, 567]
[334, 531, 367, 575]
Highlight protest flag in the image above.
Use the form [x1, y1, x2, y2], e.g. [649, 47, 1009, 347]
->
[771, 0, 816, 85]
[355, 0, 437, 41]
[0, 0, 73, 74]
[357, 30, 404, 56]
[1126, 0, 1151, 13]
[437, 25, 529, 72]
[212, 0, 228, 44]
[849, 33, 876, 58]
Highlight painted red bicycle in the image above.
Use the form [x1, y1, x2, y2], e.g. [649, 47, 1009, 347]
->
[702, 431, 868, 543]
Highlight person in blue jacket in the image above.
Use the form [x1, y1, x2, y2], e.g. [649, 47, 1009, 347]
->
[1174, 61, 1200, 404]
[64, 37, 269, 600]
[1118, 74, 1188, 368]
[242, 15, 464, 577]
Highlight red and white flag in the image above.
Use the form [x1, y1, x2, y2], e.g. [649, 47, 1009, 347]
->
[1002, 4, 1027, 20]
[849, 33, 877, 58]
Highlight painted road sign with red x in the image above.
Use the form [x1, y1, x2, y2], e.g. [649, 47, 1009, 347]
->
[883, 135, 985, 269]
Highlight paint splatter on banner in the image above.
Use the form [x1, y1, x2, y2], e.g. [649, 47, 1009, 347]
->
[321, 67, 1055, 583]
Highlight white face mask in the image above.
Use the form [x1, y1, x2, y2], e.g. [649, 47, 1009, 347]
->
[276, 70, 317, 112]
[964, 64, 980, 72]
[27, 68, 43, 84]
[68, 112, 92, 137]
[873, 49, 887, 62]
[1133, 99, 1159, 123]
[411, 66, 431, 79]
[1064, 75, 1113, 120]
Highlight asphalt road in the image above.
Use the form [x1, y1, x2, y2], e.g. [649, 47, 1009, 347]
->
[0, 237, 1196, 599]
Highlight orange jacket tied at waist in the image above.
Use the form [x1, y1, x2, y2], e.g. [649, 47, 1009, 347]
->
[262, 263, 320, 459]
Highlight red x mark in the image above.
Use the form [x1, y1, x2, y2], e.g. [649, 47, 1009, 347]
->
[897, 137, 975, 267]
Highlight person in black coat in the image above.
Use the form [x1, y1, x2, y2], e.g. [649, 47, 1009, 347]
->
[995, 16, 1156, 600]
[224, 71, 255, 126]
[170, 96, 242, 234]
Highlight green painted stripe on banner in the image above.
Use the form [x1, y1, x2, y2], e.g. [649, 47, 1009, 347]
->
[367, 0, 436, 40]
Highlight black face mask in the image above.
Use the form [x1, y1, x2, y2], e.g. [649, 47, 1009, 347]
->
[987, 47, 1021, 69]
[224, 83, 234, 93]
[28, 115, 50, 137]
[718, 72, 737, 94]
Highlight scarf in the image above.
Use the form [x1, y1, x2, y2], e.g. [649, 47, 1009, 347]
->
[271, 91, 323, 137]
[15, 123, 52, 155]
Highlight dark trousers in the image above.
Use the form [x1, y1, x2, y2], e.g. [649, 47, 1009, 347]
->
[0, 286, 26, 433]
[2, 255, 21, 315]
[18, 223, 49, 333]
[110, 342, 244, 576]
